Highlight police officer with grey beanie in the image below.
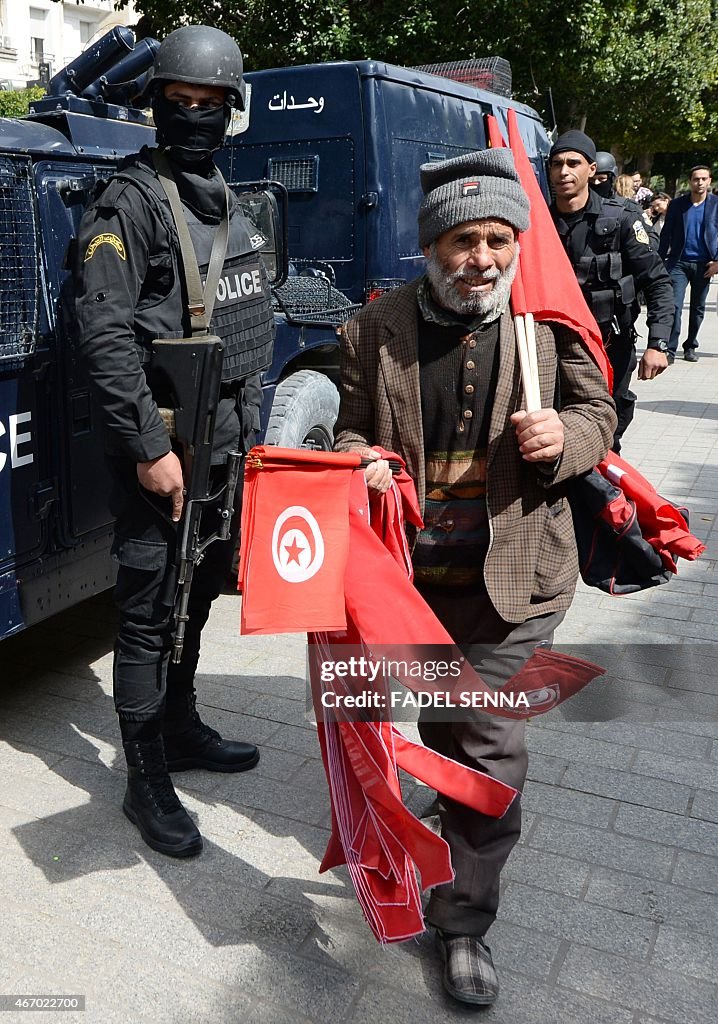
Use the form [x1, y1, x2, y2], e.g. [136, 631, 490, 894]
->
[334, 148, 616, 1006]
[75, 26, 274, 859]
[549, 130, 673, 449]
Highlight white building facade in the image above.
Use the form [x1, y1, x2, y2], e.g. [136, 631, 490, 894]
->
[0, 0, 137, 89]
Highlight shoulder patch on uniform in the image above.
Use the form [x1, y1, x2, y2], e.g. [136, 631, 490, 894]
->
[249, 232, 266, 250]
[84, 233, 126, 262]
[632, 220, 650, 245]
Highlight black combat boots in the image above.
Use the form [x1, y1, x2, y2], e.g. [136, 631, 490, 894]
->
[122, 737, 203, 858]
[162, 692, 260, 773]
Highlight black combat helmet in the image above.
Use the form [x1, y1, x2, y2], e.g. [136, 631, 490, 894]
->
[149, 25, 246, 109]
[594, 152, 618, 179]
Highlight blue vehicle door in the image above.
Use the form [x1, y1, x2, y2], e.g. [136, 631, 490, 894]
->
[0, 154, 46, 627]
[33, 161, 115, 543]
[223, 63, 367, 303]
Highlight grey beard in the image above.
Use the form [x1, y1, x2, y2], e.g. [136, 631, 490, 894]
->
[425, 244, 520, 319]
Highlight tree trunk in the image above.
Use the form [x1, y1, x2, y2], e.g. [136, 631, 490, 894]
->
[638, 151, 654, 177]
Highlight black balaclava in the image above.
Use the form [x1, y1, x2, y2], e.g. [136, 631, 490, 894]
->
[152, 92, 230, 164]
[152, 91, 231, 220]
[591, 176, 614, 200]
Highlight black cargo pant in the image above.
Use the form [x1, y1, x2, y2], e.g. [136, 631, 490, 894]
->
[605, 327, 637, 454]
[108, 458, 238, 722]
[416, 587, 564, 938]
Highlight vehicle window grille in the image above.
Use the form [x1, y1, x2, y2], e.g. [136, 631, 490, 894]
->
[0, 157, 38, 366]
[267, 155, 319, 193]
[273, 275, 359, 327]
[413, 57, 512, 99]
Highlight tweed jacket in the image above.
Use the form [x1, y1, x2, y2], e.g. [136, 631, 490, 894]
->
[334, 279, 617, 623]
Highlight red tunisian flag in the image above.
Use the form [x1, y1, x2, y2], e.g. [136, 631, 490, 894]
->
[238, 446, 361, 634]
[599, 453, 705, 568]
[487, 111, 613, 390]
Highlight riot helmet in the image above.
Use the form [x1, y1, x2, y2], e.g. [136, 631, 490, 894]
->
[594, 152, 618, 179]
[149, 25, 245, 108]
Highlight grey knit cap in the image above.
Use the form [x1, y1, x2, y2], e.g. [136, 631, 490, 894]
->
[418, 149, 530, 248]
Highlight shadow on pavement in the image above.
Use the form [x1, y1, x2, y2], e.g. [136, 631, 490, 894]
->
[637, 399, 718, 419]
[0, 594, 378, 1021]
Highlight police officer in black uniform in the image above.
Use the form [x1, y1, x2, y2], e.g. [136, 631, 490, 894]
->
[591, 151, 657, 241]
[75, 26, 275, 858]
[548, 131, 673, 451]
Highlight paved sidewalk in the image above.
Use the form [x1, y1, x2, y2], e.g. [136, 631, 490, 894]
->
[1, 303, 716, 1024]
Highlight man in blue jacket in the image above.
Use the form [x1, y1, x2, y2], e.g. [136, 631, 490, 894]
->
[658, 166, 718, 362]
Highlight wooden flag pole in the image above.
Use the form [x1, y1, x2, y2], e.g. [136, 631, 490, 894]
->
[514, 313, 541, 413]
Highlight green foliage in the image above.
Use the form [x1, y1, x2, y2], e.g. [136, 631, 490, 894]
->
[0, 87, 46, 119]
[124, 0, 718, 164]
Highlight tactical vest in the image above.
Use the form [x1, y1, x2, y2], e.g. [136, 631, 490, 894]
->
[111, 160, 274, 383]
[571, 198, 638, 333]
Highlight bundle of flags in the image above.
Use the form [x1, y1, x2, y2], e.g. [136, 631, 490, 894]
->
[239, 447, 604, 941]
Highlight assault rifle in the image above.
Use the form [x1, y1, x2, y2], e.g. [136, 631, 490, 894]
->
[149, 337, 241, 663]
[143, 149, 241, 664]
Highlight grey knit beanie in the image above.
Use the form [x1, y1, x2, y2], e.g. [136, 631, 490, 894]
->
[418, 149, 530, 248]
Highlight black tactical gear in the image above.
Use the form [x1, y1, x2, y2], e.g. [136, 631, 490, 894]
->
[107, 155, 275, 386]
[75, 135, 267, 856]
[76, 143, 273, 717]
[552, 192, 671, 338]
[149, 25, 245, 109]
[551, 189, 673, 451]
[76, 147, 272, 467]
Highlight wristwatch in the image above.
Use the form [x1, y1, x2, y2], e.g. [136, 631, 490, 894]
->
[647, 340, 669, 353]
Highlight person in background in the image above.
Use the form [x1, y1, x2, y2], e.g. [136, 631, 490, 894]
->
[591, 155, 655, 234]
[632, 172, 654, 209]
[648, 193, 671, 236]
[658, 165, 718, 363]
[616, 174, 637, 200]
[549, 131, 673, 449]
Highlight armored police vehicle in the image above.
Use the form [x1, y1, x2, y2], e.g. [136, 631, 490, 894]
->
[0, 35, 550, 643]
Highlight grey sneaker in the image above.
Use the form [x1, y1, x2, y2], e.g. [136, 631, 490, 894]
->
[435, 930, 499, 1005]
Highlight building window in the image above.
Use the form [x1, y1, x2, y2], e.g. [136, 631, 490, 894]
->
[79, 21, 93, 46]
[29, 6, 46, 64]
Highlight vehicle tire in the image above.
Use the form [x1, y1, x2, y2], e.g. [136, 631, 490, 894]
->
[264, 369, 339, 450]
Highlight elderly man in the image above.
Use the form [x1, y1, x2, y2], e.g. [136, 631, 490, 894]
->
[334, 150, 616, 1005]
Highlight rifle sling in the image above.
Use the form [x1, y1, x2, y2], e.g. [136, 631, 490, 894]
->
[151, 147, 230, 336]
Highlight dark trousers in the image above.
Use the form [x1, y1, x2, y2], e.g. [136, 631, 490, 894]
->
[109, 459, 238, 722]
[668, 260, 711, 355]
[416, 587, 565, 937]
[604, 330, 637, 454]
